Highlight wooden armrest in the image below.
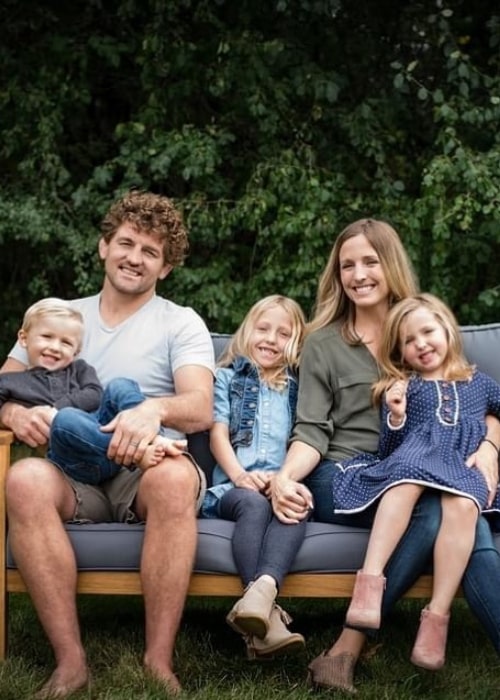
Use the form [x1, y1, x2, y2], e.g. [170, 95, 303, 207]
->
[0, 429, 14, 565]
[0, 429, 14, 476]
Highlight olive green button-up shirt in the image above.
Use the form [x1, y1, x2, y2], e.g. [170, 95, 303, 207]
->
[290, 323, 380, 461]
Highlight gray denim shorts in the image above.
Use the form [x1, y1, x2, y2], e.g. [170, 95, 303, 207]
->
[67, 452, 207, 523]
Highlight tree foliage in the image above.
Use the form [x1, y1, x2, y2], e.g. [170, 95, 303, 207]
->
[1, 0, 499, 357]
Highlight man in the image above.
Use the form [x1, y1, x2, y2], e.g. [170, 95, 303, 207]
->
[0, 190, 214, 698]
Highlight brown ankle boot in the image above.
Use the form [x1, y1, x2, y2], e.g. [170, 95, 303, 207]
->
[245, 604, 305, 660]
[308, 651, 357, 694]
[226, 577, 277, 639]
[345, 570, 386, 630]
[410, 606, 450, 670]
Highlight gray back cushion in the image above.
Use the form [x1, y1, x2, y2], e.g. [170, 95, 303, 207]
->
[461, 323, 500, 383]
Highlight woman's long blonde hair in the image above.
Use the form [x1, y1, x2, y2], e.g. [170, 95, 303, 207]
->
[309, 218, 418, 341]
[372, 293, 473, 404]
[219, 295, 306, 389]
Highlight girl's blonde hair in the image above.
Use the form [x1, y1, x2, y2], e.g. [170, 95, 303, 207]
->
[21, 298, 84, 349]
[373, 293, 472, 403]
[309, 218, 418, 340]
[219, 295, 306, 389]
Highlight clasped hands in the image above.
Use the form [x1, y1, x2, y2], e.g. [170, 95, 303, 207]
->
[271, 474, 314, 524]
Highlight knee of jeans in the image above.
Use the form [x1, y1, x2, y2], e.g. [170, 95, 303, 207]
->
[472, 516, 498, 553]
[232, 490, 271, 519]
[106, 377, 140, 398]
[51, 406, 79, 434]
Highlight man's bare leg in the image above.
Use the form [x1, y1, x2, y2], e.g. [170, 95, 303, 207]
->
[135, 455, 199, 693]
[6, 458, 89, 698]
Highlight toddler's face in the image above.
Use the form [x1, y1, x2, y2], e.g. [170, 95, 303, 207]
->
[399, 307, 448, 379]
[19, 317, 81, 371]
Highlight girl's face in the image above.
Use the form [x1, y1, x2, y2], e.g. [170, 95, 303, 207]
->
[249, 305, 293, 370]
[399, 307, 449, 379]
[339, 234, 390, 311]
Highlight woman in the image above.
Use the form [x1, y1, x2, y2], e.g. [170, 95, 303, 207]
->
[272, 218, 500, 692]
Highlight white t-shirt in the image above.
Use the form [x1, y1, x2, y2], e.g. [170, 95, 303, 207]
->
[9, 294, 215, 438]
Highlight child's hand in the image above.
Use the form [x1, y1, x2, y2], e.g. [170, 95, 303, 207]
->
[386, 380, 408, 420]
[234, 470, 267, 491]
[260, 472, 274, 498]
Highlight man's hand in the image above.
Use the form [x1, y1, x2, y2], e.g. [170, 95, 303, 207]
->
[101, 398, 162, 466]
[466, 440, 499, 507]
[1, 403, 53, 447]
[271, 473, 313, 524]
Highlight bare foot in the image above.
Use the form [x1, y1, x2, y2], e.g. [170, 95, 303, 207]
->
[35, 665, 89, 699]
[139, 443, 166, 470]
[144, 660, 181, 696]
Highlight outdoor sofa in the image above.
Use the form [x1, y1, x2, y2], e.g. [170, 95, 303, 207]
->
[1, 323, 500, 658]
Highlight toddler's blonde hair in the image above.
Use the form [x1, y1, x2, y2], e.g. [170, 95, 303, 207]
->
[21, 298, 84, 350]
[373, 293, 472, 404]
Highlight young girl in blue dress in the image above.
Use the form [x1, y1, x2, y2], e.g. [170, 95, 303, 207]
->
[201, 294, 308, 659]
[335, 293, 500, 671]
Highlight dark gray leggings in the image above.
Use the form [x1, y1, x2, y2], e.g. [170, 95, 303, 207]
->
[219, 487, 307, 589]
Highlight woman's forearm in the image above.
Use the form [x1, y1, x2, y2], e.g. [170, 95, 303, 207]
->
[279, 440, 321, 482]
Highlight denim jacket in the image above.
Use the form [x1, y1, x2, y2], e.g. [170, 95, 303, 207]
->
[200, 355, 299, 518]
[228, 355, 298, 448]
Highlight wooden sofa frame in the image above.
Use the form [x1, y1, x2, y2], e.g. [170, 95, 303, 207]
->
[0, 428, 438, 659]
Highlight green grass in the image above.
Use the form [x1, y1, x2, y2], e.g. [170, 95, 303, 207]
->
[1, 594, 499, 699]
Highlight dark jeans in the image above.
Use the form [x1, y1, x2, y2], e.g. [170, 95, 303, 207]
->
[306, 458, 500, 653]
[48, 378, 145, 485]
[219, 487, 307, 589]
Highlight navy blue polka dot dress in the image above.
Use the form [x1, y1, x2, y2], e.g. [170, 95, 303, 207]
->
[332, 370, 500, 514]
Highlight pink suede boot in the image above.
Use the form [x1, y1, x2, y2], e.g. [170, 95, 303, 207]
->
[410, 606, 450, 670]
[345, 570, 386, 630]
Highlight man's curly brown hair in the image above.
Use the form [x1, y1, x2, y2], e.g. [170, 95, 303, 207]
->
[100, 190, 189, 266]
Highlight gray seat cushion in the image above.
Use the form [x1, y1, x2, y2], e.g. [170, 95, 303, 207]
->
[7, 519, 372, 573]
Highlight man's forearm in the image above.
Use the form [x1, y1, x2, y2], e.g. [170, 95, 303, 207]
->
[154, 391, 213, 434]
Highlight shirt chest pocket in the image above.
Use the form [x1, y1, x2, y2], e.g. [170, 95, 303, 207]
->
[335, 372, 376, 426]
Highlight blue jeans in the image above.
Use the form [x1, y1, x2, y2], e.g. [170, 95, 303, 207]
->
[48, 378, 145, 485]
[461, 515, 500, 653]
[306, 459, 500, 652]
[219, 487, 307, 589]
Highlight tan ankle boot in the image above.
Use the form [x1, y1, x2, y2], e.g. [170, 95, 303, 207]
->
[345, 570, 386, 630]
[245, 604, 305, 660]
[226, 577, 277, 639]
[410, 606, 449, 670]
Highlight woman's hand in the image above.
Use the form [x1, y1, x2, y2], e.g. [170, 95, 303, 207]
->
[466, 440, 499, 507]
[271, 473, 313, 524]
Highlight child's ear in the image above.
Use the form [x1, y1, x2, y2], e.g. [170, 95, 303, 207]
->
[18, 329, 27, 348]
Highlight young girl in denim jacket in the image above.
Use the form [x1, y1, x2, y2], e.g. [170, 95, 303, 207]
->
[201, 295, 308, 659]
